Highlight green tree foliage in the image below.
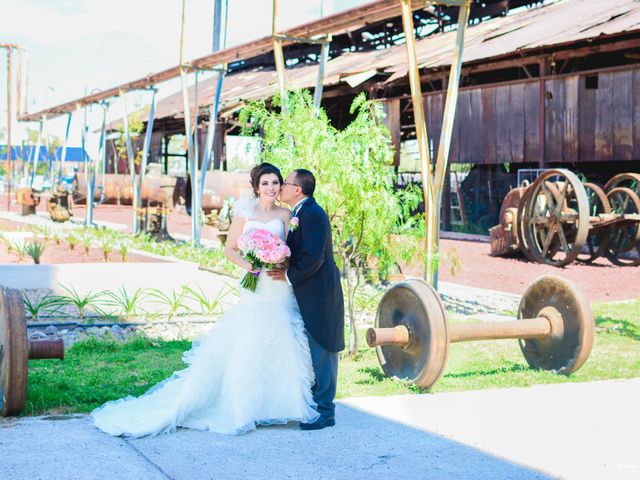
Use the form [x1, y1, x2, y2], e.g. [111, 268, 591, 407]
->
[115, 112, 145, 173]
[239, 90, 423, 356]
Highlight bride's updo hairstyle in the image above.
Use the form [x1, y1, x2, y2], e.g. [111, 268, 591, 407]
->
[250, 162, 283, 197]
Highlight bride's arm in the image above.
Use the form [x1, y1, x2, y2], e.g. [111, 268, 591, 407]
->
[224, 217, 259, 272]
[281, 208, 291, 238]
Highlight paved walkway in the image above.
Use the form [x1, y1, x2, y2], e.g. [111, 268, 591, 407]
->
[1, 378, 638, 480]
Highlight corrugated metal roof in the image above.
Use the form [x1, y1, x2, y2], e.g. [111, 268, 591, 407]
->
[126, 0, 640, 126]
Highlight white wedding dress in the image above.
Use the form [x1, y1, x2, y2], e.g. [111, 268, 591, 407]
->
[91, 217, 319, 436]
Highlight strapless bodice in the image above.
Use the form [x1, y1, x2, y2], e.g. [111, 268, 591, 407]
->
[243, 218, 285, 241]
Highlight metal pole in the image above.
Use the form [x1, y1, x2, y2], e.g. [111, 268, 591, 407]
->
[22, 49, 29, 116]
[120, 90, 138, 233]
[179, 0, 200, 245]
[15, 48, 22, 118]
[30, 118, 44, 188]
[194, 71, 200, 177]
[201, 70, 224, 184]
[212, 0, 223, 52]
[93, 103, 107, 206]
[313, 38, 331, 109]
[42, 114, 53, 189]
[137, 90, 157, 206]
[431, 1, 470, 288]
[400, 0, 436, 284]
[58, 112, 72, 182]
[200, 0, 227, 186]
[80, 106, 94, 227]
[6, 46, 13, 211]
[272, 0, 287, 110]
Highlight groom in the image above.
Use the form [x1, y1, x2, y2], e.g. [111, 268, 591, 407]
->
[268, 168, 345, 430]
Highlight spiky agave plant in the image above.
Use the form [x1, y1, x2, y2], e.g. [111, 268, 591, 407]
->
[58, 285, 107, 320]
[25, 239, 47, 264]
[80, 229, 94, 255]
[66, 232, 79, 251]
[11, 239, 28, 262]
[118, 239, 130, 262]
[98, 233, 116, 262]
[103, 286, 146, 322]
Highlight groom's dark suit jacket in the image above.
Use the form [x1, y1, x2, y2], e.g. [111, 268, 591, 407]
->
[287, 197, 345, 353]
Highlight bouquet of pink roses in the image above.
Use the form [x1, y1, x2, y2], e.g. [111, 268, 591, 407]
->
[237, 228, 291, 292]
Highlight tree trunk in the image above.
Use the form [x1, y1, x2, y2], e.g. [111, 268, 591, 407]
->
[346, 265, 361, 358]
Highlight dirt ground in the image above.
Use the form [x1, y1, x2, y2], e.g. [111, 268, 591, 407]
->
[0, 238, 166, 265]
[1, 196, 638, 302]
[432, 239, 640, 302]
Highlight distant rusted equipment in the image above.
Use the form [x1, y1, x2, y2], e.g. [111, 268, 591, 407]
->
[47, 185, 73, 223]
[366, 275, 594, 390]
[15, 187, 41, 216]
[490, 169, 640, 266]
[1, 287, 65, 417]
[136, 176, 177, 241]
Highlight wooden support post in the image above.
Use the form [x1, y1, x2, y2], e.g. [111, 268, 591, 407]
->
[120, 90, 138, 233]
[400, 0, 470, 287]
[273, 0, 287, 110]
[431, 0, 470, 287]
[400, 0, 436, 284]
[179, 0, 200, 245]
[313, 38, 331, 109]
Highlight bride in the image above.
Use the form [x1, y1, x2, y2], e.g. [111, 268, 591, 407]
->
[91, 162, 319, 436]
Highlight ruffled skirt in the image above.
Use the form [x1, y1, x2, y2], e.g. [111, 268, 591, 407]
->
[91, 273, 319, 436]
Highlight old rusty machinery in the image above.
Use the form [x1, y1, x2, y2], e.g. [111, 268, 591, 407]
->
[1, 288, 65, 416]
[366, 275, 594, 390]
[15, 187, 41, 216]
[47, 184, 73, 223]
[135, 176, 177, 242]
[490, 169, 640, 267]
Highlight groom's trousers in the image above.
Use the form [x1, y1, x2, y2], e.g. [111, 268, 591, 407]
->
[307, 334, 339, 418]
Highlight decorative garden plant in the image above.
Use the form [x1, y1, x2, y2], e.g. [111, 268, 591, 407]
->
[25, 239, 46, 264]
[240, 90, 424, 357]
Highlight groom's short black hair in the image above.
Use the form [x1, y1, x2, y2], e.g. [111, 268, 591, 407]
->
[293, 169, 315, 196]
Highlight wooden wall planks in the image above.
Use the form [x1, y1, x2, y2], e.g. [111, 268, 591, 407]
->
[388, 66, 640, 166]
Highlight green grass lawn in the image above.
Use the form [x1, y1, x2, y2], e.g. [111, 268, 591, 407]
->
[25, 300, 640, 416]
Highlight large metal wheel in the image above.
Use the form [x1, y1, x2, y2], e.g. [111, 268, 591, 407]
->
[518, 275, 594, 374]
[373, 279, 449, 389]
[515, 184, 538, 262]
[604, 173, 640, 197]
[604, 187, 640, 267]
[0, 288, 28, 417]
[519, 169, 589, 267]
[577, 183, 611, 263]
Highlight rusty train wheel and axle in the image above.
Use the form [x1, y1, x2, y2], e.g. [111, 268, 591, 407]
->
[518, 169, 589, 267]
[366, 275, 594, 390]
[1, 288, 65, 417]
[604, 187, 640, 267]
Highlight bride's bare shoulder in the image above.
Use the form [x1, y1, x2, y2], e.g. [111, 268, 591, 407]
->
[276, 206, 292, 218]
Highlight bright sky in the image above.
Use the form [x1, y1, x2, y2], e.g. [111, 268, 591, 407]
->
[0, 0, 368, 145]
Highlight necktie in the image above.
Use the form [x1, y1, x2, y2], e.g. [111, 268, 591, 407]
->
[292, 199, 305, 218]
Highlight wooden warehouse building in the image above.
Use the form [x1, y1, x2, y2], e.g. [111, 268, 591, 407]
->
[109, 0, 640, 232]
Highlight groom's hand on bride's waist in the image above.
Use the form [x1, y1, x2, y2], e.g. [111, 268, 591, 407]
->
[267, 264, 288, 282]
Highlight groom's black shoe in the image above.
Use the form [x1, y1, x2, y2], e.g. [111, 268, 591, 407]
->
[299, 416, 335, 431]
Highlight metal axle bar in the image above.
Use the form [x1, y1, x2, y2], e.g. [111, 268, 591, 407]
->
[28, 338, 64, 360]
[449, 317, 551, 343]
[366, 316, 553, 348]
